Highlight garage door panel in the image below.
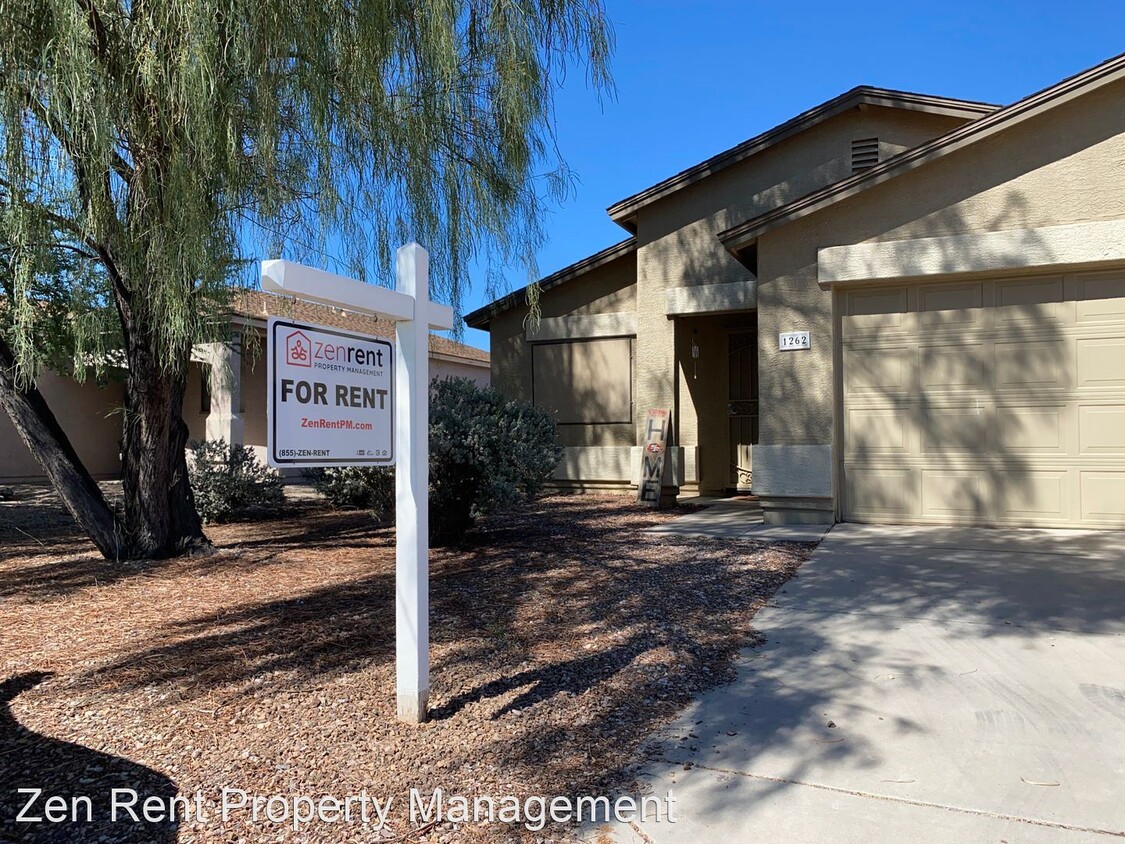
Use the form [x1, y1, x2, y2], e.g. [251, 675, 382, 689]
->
[920, 470, 988, 519]
[921, 344, 988, 390]
[998, 472, 1068, 521]
[995, 276, 1067, 325]
[918, 282, 984, 327]
[846, 467, 914, 517]
[1077, 338, 1125, 387]
[845, 406, 910, 456]
[1075, 272, 1125, 322]
[844, 287, 909, 323]
[995, 340, 1070, 389]
[1079, 472, 1125, 523]
[843, 347, 912, 395]
[918, 405, 991, 454]
[842, 272, 1125, 529]
[995, 406, 1068, 454]
[1078, 405, 1125, 454]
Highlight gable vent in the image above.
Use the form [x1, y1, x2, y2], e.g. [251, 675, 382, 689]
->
[851, 137, 880, 173]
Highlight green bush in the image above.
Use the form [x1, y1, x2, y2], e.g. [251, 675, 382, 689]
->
[429, 376, 562, 543]
[311, 378, 563, 544]
[187, 439, 284, 523]
[304, 466, 395, 521]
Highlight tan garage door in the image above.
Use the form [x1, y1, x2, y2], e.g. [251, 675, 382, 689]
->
[841, 270, 1125, 528]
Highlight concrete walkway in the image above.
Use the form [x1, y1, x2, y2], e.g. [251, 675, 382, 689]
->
[591, 523, 1125, 843]
[645, 498, 832, 542]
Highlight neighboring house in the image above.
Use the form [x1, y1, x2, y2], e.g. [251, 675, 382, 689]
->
[468, 51, 1125, 530]
[0, 290, 489, 482]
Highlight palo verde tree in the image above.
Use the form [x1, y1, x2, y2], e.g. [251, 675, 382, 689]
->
[0, 0, 611, 559]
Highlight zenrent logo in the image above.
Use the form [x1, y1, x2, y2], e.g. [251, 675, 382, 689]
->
[313, 341, 385, 367]
[285, 331, 312, 367]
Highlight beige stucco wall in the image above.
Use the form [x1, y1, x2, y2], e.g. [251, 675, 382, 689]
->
[486, 106, 971, 478]
[754, 76, 1125, 512]
[184, 360, 208, 443]
[634, 106, 969, 452]
[488, 250, 637, 449]
[183, 349, 265, 447]
[243, 356, 268, 453]
[0, 371, 125, 482]
[432, 357, 490, 387]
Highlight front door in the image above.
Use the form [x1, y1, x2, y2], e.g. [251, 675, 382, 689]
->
[727, 329, 759, 491]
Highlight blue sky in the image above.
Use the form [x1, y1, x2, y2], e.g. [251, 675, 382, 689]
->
[447, 1, 1125, 349]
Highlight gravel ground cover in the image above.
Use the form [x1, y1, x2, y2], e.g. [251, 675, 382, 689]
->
[0, 489, 811, 843]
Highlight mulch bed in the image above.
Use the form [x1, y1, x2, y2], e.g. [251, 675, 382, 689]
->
[0, 489, 811, 843]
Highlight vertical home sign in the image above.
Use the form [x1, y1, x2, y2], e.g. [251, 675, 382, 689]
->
[637, 408, 671, 507]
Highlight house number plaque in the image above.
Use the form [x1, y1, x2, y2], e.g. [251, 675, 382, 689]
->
[778, 331, 811, 350]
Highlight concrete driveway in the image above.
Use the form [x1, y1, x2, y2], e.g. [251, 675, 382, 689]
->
[592, 524, 1125, 843]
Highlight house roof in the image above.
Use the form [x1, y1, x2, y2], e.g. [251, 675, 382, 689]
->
[230, 290, 490, 364]
[718, 50, 1125, 256]
[606, 87, 998, 231]
[463, 238, 636, 329]
[464, 87, 999, 331]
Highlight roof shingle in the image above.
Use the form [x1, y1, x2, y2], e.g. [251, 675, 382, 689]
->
[229, 290, 489, 364]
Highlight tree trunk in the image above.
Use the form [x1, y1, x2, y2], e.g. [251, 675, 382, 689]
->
[0, 338, 125, 559]
[118, 334, 210, 559]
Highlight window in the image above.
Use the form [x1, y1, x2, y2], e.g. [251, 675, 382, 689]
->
[532, 338, 633, 424]
[851, 137, 880, 173]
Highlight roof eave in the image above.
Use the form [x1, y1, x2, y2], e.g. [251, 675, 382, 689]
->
[465, 238, 637, 329]
[606, 87, 997, 228]
[718, 51, 1125, 255]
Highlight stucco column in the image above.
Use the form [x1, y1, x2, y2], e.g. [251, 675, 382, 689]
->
[633, 243, 680, 499]
[202, 335, 244, 446]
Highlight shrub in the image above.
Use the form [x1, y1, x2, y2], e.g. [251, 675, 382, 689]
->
[429, 377, 562, 543]
[304, 466, 394, 521]
[311, 378, 563, 544]
[187, 439, 284, 523]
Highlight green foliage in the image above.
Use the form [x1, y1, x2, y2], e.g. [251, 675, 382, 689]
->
[187, 439, 284, 523]
[0, 0, 611, 559]
[313, 378, 562, 544]
[0, 0, 614, 386]
[304, 466, 394, 520]
[429, 377, 562, 543]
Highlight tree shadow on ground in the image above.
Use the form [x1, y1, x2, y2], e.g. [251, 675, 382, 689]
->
[21, 495, 1125, 839]
[619, 525, 1125, 832]
[80, 497, 751, 701]
[0, 673, 179, 843]
[0, 499, 366, 601]
[428, 637, 654, 721]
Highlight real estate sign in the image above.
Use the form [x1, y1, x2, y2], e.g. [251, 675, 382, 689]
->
[267, 317, 394, 467]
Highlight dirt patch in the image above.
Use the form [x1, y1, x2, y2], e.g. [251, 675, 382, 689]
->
[0, 491, 810, 842]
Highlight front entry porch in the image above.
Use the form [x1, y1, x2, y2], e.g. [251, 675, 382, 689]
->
[675, 313, 759, 497]
[644, 496, 832, 542]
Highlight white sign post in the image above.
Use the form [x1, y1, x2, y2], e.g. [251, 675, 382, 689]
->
[262, 244, 453, 723]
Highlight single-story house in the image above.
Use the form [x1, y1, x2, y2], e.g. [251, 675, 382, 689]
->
[1, 290, 489, 482]
[467, 51, 1125, 529]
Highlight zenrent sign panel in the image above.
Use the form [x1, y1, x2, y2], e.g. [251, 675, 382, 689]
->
[267, 317, 394, 467]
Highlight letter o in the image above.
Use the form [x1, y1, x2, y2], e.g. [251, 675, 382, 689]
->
[266, 796, 289, 823]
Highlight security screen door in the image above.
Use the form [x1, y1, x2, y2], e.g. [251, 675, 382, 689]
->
[728, 330, 759, 490]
